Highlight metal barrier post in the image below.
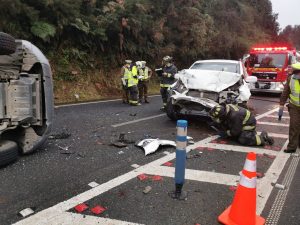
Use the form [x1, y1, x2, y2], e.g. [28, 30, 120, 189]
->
[170, 120, 188, 200]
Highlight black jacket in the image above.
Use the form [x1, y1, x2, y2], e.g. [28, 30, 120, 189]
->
[160, 64, 177, 85]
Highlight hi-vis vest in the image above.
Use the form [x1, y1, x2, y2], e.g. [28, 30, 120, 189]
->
[289, 75, 300, 107]
[128, 66, 138, 87]
[139, 67, 149, 80]
[123, 66, 131, 80]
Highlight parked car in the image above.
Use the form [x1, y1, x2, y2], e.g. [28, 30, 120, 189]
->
[166, 59, 257, 120]
[0, 32, 54, 166]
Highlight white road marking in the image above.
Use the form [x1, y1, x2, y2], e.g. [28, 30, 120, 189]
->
[49, 212, 144, 225]
[257, 121, 289, 127]
[257, 140, 290, 214]
[261, 115, 289, 119]
[255, 108, 278, 120]
[88, 182, 99, 188]
[257, 132, 288, 139]
[111, 114, 166, 128]
[55, 95, 160, 108]
[145, 166, 239, 186]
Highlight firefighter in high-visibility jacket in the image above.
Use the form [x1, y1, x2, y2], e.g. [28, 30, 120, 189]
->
[120, 60, 132, 103]
[127, 62, 140, 106]
[137, 61, 152, 103]
[209, 104, 274, 146]
[279, 62, 300, 153]
[159, 56, 177, 110]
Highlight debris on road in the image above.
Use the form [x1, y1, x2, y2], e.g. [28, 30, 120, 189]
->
[74, 203, 89, 213]
[271, 182, 286, 190]
[111, 142, 127, 148]
[186, 153, 202, 159]
[256, 172, 264, 178]
[131, 164, 140, 168]
[137, 174, 148, 181]
[163, 162, 173, 167]
[229, 186, 237, 191]
[263, 153, 276, 159]
[88, 182, 100, 188]
[135, 139, 176, 155]
[18, 208, 35, 217]
[91, 205, 107, 215]
[129, 113, 137, 116]
[152, 175, 163, 181]
[143, 186, 152, 194]
[49, 132, 71, 139]
[118, 151, 124, 154]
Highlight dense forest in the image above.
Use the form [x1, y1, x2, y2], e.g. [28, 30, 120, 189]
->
[0, 0, 298, 102]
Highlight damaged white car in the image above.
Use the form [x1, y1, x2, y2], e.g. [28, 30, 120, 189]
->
[166, 60, 257, 120]
[0, 32, 54, 166]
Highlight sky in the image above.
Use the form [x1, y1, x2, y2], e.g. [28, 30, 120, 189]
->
[271, 0, 300, 30]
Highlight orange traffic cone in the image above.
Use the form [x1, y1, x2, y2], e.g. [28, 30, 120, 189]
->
[218, 152, 265, 225]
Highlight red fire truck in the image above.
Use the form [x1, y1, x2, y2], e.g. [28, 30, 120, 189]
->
[245, 44, 297, 93]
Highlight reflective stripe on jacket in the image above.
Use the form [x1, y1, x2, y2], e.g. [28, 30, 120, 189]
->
[289, 75, 300, 107]
[160, 64, 177, 86]
[139, 67, 149, 80]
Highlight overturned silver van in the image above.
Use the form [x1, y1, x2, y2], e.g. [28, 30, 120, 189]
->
[0, 32, 54, 166]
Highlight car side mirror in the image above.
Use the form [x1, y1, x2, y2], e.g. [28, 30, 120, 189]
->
[245, 76, 257, 83]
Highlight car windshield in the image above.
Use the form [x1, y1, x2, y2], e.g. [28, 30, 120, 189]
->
[248, 53, 286, 68]
[190, 62, 240, 74]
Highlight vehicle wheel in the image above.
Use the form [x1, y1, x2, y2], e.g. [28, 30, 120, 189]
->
[0, 140, 19, 167]
[0, 32, 16, 55]
[166, 99, 180, 121]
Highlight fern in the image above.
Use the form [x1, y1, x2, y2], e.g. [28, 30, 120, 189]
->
[30, 21, 56, 41]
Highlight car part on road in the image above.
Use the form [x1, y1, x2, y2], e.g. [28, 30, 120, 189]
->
[135, 138, 176, 155]
[18, 208, 35, 218]
[0, 140, 18, 167]
[0, 32, 16, 55]
[49, 132, 71, 139]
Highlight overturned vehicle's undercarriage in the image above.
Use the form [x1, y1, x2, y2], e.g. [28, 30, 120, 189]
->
[166, 69, 252, 120]
[0, 32, 53, 166]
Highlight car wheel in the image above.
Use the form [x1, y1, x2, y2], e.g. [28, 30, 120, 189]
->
[0, 140, 19, 167]
[0, 32, 16, 55]
[166, 99, 180, 121]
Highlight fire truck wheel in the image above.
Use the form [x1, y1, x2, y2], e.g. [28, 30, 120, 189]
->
[0, 140, 19, 167]
[0, 32, 16, 55]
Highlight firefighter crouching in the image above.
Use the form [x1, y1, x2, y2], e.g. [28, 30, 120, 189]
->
[159, 56, 177, 110]
[279, 62, 300, 153]
[120, 60, 132, 104]
[127, 61, 140, 106]
[209, 104, 274, 146]
[137, 61, 152, 103]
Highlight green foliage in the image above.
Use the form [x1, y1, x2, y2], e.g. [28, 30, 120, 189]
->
[0, 0, 280, 69]
[31, 21, 56, 41]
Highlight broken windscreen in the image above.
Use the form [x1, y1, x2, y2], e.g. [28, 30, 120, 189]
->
[249, 53, 286, 68]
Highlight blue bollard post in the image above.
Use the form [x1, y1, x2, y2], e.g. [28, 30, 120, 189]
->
[170, 120, 188, 200]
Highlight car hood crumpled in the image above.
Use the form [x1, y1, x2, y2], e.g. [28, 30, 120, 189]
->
[176, 69, 242, 92]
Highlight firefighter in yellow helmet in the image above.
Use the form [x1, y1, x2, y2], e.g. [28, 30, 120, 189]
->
[120, 59, 132, 103]
[279, 62, 300, 153]
[137, 61, 152, 103]
[209, 104, 274, 146]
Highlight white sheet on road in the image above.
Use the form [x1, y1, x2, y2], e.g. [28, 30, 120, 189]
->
[135, 139, 176, 155]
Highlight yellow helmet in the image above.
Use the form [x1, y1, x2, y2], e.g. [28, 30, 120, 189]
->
[209, 105, 226, 119]
[291, 62, 300, 71]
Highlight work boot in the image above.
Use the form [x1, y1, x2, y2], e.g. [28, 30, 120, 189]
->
[283, 149, 296, 153]
[145, 99, 150, 103]
[260, 131, 274, 145]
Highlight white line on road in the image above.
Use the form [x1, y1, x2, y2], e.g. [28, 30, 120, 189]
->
[257, 121, 289, 127]
[261, 115, 289, 119]
[111, 113, 166, 128]
[255, 108, 279, 120]
[257, 132, 288, 139]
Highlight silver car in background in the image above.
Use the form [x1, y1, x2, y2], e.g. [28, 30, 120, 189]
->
[0, 32, 54, 166]
[166, 59, 257, 120]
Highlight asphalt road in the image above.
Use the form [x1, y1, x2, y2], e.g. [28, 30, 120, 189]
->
[0, 95, 299, 225]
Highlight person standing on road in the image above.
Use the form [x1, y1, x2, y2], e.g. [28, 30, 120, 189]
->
[127, 61, 140, 106]
[279, 62, 300, 153]
[120, 60, 132, 104]
[138, 61, 152, 103]
[159, 56, 177, 110]
[209, 104, 274, 146]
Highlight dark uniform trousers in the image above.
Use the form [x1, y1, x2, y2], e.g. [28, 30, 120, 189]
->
[287, 103, 300, 150]
[160, 87, 169, 106]
[129, 85, 138, 104]
[138, 81, 149, 102]
[122, 83, 129, 103]
[238, 130, 260, 146]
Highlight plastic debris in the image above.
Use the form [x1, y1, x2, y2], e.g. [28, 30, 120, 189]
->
[91, 205, 106, 215]
[271, 182, 286, 190]
[143, 186, 152, 194]
[163, 162, 173, 167]
[152, 175, 163, 181]
[135, 139, 176, 155]
[137, 174, 148, 181]
[18, 208, 35, 217]
[263, 153, 276, 159]
[111, 142, 127, 148]
[131, 164, 140, 168]
[88, 182, 99, 188]
[118, 151, 124, 154]
[74, 203, 88, 213]
[49, 132, 71, 139]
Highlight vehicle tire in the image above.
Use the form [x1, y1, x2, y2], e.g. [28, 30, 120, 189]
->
[0, 140, 19, 167]
[166, 99, 180, 121]
[0, 32, 16, 55]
